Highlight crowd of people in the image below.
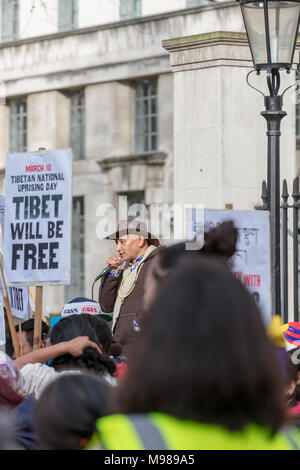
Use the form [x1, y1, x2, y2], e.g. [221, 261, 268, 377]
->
[1, 220, 300, 451]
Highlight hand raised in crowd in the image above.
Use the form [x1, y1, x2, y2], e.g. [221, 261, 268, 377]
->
[14, 335, 103, 369]
[65, 336, 102, 357]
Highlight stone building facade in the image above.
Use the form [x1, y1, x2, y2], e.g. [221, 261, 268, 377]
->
[0, 0, 298, 315]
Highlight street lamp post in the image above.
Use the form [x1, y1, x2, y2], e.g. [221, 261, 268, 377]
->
[237, 0, 300, 317]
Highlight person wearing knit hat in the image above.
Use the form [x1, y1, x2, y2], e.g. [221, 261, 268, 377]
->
[50, 297, 112, 330]
[51, 297, 120, 359]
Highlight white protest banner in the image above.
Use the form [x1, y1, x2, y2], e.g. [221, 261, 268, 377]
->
[8, 286, 32, 320]
[0, 195, 4, 234]
[186, 209, 271, 325]
[0, 292, 5, 345]
[3, 149, 72, 285]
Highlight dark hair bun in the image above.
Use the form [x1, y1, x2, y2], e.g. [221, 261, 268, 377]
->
[203, 221, 238, 259]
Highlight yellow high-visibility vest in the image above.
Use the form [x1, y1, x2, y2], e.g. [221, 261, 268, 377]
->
[86, 412, 300, 450]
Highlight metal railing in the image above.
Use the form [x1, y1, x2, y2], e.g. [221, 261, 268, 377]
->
[256, 177, 300, 323]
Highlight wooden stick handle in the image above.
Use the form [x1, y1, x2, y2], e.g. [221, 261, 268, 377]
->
[18, 319, 23, 356]
[29, 286, 47, 323]
[33, 286, 43, 351]
[0, 263, 20, 358]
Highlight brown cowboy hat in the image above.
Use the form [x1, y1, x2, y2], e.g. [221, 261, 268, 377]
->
[105, 220, 160, 247]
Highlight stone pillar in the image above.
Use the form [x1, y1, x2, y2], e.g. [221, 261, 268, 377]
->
[162, 31, 298, 211]
[85, 82, 133, 161]
[163, 31, 299, 321]
[28, 90, 69, 151]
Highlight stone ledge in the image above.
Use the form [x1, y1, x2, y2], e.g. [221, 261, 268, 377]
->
[162, 31, 248, 52]
[0, 2, 237, 49]
[98, 152, 167, 171]
[163, 30, 300, 53]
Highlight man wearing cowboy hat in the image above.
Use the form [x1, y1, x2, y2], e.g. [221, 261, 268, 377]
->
[99, 220, 160, 358]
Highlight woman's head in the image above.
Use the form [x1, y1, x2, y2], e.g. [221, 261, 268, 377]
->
[35, 373, 110, 450]
[115, 256, 286, 433]
[49, 315, 116, 376]
[80, 314, 112, 355]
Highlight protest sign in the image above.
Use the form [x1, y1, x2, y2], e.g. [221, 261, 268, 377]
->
[186, 209, 271, 325]
[0, 195, 4, 235]
[8, 286, 32, 320]
[3, 149, 72, 285]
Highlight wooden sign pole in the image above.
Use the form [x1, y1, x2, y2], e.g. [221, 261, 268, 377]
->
[33, 285, 43, 351]
[18, 319, 23, 356]
[33, 148, 47, 351]
[29, 286, 47, 323]
[0, 260, 20, 358]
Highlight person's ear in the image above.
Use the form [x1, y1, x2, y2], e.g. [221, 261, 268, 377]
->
[138, 236, 145, 248]
[287, 381, 297, 397]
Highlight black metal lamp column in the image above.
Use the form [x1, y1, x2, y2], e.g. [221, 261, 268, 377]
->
[237, 0, 300, 317]
[262, 81, 286, 316]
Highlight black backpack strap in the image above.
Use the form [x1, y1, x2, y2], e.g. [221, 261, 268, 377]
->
[127, 415, 169, 450]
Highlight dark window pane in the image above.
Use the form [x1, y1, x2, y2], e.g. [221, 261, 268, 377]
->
[9, 97, 27, 153]
[2, 0, 19, 43]
[70, 89, 85, 160]
[59, 0, 78, 32]
[134, 79, 158, 153]
[120, 0, 141, 20]
[65, 197, 85, 301]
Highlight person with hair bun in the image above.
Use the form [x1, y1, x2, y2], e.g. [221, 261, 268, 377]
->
[143, 221, 238, 313]
[88, 257, 300, 450]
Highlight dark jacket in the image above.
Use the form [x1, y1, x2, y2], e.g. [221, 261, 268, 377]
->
[11, 397, 38, 450]
[99, 248, 159, 357]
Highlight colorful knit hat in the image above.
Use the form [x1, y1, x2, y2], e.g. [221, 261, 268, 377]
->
[59, 297, 112, 323]
[281, 322, 300, 347]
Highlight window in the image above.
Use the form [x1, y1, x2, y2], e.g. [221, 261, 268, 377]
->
[2, 0, 19, 43]
[69, 89, 85, 160]
[134, 79, 158, 154]
[120, 0, 141, 20]
[58, 0, 78, 32]
[65, 197, 85, 301]
[9, 97, 27, 153]
[117, 191, 147, 222]
[186, 0, 210, 6]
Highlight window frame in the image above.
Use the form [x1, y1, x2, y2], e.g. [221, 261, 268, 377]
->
[1, 0, 19, 43]
[186, 0, 209, 6]
[120, 0, 142, 20]
[69, 88, 85, 161]
[9, 96, 27, 154]
[134, 79, 158, 155]
[58, 0, 78, 32]
[64, 196, 85, 302]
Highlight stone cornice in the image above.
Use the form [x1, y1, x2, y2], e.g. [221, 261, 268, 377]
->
[98, 152, 167, 171]
[162, 30, 300, 70]
[163, 30, 300, 52]
[162, 31, 248, 52]
[0, 2, 237, 49]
